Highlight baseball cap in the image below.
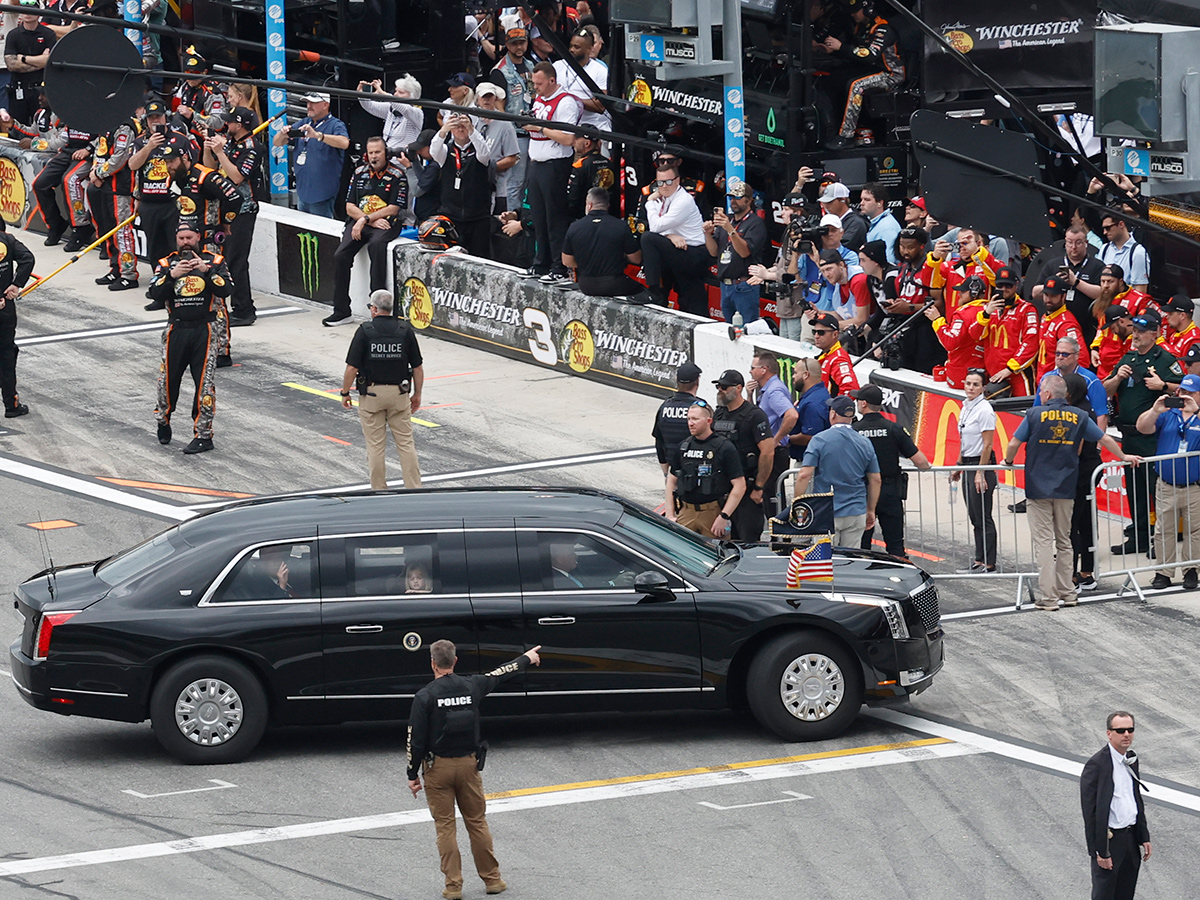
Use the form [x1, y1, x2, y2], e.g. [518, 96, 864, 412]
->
[955, 275, 987, 294]
[1164, 293, 1194, 314]
[144, 99, 167, 117]
[726, 182, 753, 199]
[1104, 304, 1130, 323]
[1100, 263, 1125, 281]
[1042, 276, 1066, 295]
[850, 384, 884, 405]
[1180, 374, 1200, 392]
[818, 182, 850, 203]
[1131, 312, 1161, 331]
[993, 266, 1018, 286]
[811, 312, 839, 331]
[783, 192, 806, 209]
[220, 106, 258, 128]
[826, 395, 856, 416]
[713, 369, 745, 388]
[818, 248, 844, 266]
[677, 361, 702, 383]
[446, 72, 475, 89]
[505, 26, 528, 42]
[475, 81, 506, 100]
[176, 219, 200, 233]
[908, 196, 927, 211]
[158, 136, 190, 158]
[898, 225, 928, 244]
[303, 92, 331, 104]
[860, 240, 888, 269]
[182, 47, 207, 73]
[652, 148, 682, 164]
[819, 213, 843, 230]
[1186, 344, 1200, 365]
[409, 128, 437, 152]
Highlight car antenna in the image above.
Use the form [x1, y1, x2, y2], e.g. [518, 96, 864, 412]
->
[35, 510, 57, 601]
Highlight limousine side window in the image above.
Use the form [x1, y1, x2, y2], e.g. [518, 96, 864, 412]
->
[346, 534, 440, 597]
[213, 542, 316, 602]
[530, 532, 648, 592]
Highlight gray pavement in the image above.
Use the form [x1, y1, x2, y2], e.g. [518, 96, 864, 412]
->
[2, 227, 1198, 899]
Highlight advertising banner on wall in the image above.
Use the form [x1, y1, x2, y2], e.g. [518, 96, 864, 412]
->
[393, 245, 695, 396]
[923, 0, 1098, 95]
[277, 222, 338, 304]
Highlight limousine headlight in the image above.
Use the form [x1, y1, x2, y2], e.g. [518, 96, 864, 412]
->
[842, 595, 910, 640]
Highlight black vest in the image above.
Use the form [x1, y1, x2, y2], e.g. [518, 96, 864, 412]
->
[360, 319, 412, 386]
[677, 434, 734, 501]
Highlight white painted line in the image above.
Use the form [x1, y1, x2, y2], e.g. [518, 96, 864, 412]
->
[698, 790, 812, 811]
[0, 740, 981, 877]
[942, 585, 1186, 621]
[869, 709, 1200, 815]
[182, 447, 661, 511]
[0, 456, 191, 521]
[16, 307, 302, 347]
[122, 779, 237, 799]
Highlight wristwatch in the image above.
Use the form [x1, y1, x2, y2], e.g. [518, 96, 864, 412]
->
[716, 511, 731, 520]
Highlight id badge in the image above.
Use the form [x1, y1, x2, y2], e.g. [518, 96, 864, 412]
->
[1180, 439, 1189, 454]
[698, 464, 713, 477]
[14, 87, 23, 101]
[454, 175, 461, 190]
[719, 249, 732, 265]
[296, 150, 307, 167]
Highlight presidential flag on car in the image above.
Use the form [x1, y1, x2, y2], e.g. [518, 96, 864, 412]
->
[786, 535, 834, 586]
[768, 491, 835, 555]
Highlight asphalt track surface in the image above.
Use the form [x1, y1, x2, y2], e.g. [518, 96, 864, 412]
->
[2, 232, 1198, 899]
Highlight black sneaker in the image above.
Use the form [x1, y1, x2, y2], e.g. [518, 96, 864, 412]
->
[322, 314, 353, 327]
[144, 298, 166, 311]
[229, 316, 256, 327]
[108, 277, 139, 292]
[157, 422, 172, 445]
[1008, 499, 1027, 513]
[1076, 574, 1098, 591]
[1149, 574, 1172, 590]
[43, 226, 66, 247]
[182, 437, 214, 455]
[63, 230, 94, 252]
[95, 272, 118, 286]
[1111, 541, 1149, 555]
[4, 403, 29, 418]
[1184, 568, 1198, 590]
[216, 354, 233, 368]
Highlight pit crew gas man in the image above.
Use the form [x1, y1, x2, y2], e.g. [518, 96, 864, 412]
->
[666, 400, 747, 538]
[925, 275, 987, 389]
[811, 312, 860, 396]
[150, 220, 231, 456]
[967, 266, 1039, 397]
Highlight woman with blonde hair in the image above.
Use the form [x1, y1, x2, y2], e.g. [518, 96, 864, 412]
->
[228, 83, 263, 122]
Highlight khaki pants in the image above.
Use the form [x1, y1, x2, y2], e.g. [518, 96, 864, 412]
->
[423, 755, 502, 892]
[833, 514, 867, 549]
[358, 384, 422, 490]
[1154, 479, 1200, 578]
[677, 500, 721, 536]
[1029, 498, 1075, 604]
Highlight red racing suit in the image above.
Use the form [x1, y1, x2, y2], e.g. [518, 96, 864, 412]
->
[967, 297, 1039, 396]
[1090, 325, 1131, 380]
[921, 246, 1003, 316]
[931, 298, 987, 389]
[1035, 306, 1088, 382]
[1163, 321, 1200, 362]
[819, 341, 859, 397]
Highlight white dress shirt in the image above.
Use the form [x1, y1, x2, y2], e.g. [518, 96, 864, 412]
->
[957, 395, 995, 459]
[645, 188, 706, 247]
[1108, 744, 1139, 828]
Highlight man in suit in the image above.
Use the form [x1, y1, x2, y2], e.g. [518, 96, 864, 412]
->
[1080, 711, 1152, 900]
[550, 543, 583, 588]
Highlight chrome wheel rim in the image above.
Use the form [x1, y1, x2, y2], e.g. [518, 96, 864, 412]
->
[174, 678, 244, 745]
[779, 653, 844, 721]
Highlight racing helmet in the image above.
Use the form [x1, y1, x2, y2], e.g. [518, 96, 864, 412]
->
[417, 216, 459, 249]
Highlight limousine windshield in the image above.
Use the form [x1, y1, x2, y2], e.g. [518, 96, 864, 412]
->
[615, 505, 724, 576]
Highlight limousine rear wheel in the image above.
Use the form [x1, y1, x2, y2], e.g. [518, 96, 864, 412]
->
[150, 656, 268, 764]
[746, 632, 862, 742]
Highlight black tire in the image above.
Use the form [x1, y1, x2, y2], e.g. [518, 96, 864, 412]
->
[746, 631, 863, 742]
[150, 655, 268, 764]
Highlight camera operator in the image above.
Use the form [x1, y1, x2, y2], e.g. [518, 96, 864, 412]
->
[748, 193, 820, 342]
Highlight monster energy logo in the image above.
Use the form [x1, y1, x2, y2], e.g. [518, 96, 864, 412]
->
[777, 355, 799, 401]
[297, 232, 320, 297]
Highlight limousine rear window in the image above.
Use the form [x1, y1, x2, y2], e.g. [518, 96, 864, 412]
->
[616, 507, 721, 576]
[95, 531, 184, 587]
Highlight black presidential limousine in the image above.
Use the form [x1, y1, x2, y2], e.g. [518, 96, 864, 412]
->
[11, 488, 944, 763]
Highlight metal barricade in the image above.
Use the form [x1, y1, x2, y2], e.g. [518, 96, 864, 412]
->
[1090, 450, 1200, 600]
[775, 463, 1038, 608]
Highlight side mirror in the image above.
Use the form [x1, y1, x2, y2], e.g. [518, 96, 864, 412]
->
[634, 570, 675, 602]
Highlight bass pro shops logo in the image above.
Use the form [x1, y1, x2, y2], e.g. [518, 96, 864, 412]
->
[560, 319, 595, 374]
[402, 277, 433, 329]
[297, 231, 321, 298]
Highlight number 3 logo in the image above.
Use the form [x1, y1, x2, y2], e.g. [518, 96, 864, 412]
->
[523, 307, 558, 365]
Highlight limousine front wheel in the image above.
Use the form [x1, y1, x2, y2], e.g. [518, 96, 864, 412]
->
[747, 632, 862, 742]
[151, 656, 268, 764]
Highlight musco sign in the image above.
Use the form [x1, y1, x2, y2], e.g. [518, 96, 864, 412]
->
[394, 244, 694, 396]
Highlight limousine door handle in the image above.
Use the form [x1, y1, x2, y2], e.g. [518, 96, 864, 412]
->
[537, 616, 576, 626]
[345, 624, 384, 633]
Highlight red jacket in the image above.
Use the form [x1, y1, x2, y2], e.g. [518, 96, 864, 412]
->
[1091, 326, 1131, 380]
[932, 299, 987, 389]
[819, 342, 859, 397]
[1163, 321, 1200, 362]
[967, 297, 1040, 394]
[921, 246, 1003, 316]
[1036, 306, 1088, 382]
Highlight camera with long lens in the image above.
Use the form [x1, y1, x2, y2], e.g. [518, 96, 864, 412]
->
[788, 215, 828, 255]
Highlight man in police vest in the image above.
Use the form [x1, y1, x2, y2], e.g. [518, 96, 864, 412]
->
[665, 400, 747, 538]
[652, 361, 701, 475]
[340, 290, 424, 489]
[1003, 374, 1137, 610]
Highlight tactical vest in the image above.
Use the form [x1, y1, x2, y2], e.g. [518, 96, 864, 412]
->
[359, 319, 413, 387]
[677, 434, 735, 500]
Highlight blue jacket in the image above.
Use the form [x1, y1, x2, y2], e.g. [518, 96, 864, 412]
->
[1153, 410, 1200, 485]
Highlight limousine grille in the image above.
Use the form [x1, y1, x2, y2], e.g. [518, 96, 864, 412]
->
[908, 583, 941, 634]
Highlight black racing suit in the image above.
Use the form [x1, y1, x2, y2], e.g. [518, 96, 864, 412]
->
[835, 16, 905, 139]
[176, 164, 242, 359]
[0, 232, 37, 412]
[406, 654, 531, 780]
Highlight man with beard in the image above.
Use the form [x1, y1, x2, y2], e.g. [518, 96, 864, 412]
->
[1091, 304, 1134, 380]
[1092, 264, 1155, 321]
[873, 225, 944, 374]
[553, 27, 611, 138]
[1030, 224, 1103, 342]
[968, 266, 1040, 397]
[922, 227, 1002, 315]
[811, 312, 860, 396]
[706, 182, 769, 325]
[1035, 277, 1089, 382]
[488, 28, 535, 211]
[712, 369, 776, 542]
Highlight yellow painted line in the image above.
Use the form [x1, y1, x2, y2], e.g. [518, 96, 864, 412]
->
[281, 383, 441, 428]
[485, 737, 953, 800]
